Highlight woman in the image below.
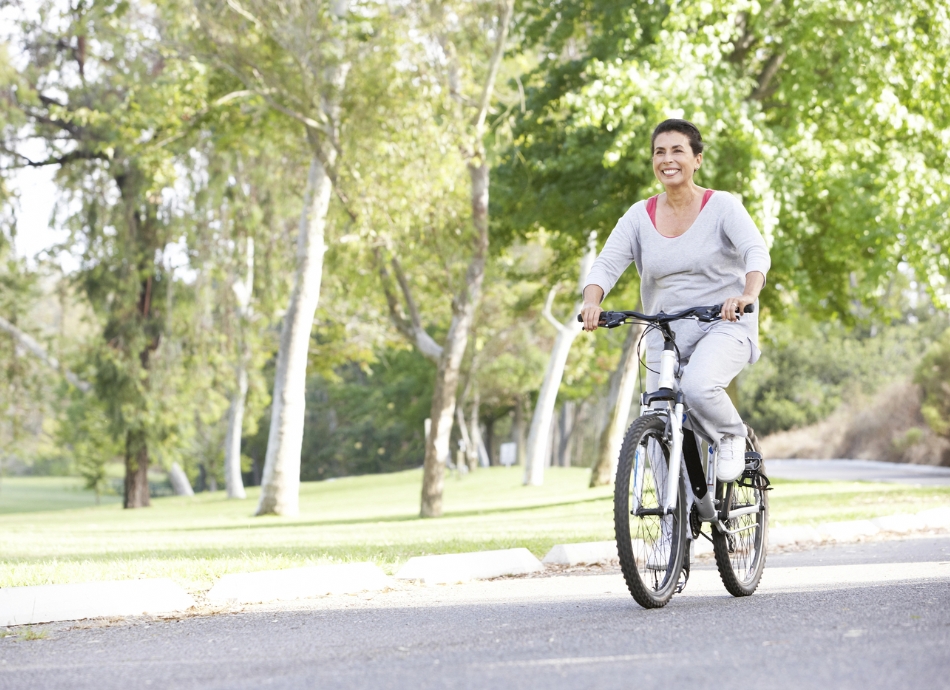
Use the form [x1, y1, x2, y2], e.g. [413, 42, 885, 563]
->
[580, 119, 770, 482]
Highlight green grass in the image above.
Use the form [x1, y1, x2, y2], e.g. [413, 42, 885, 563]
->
[0, 476, 122, 514]
[0, 468, 948, 593]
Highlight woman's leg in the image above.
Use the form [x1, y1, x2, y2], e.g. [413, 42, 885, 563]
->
[678, 330, 751, 445]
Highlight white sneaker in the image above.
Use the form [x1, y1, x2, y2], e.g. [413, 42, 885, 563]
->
[716, 434, 747, 482]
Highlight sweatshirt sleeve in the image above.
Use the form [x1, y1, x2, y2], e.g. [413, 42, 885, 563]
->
[722, 194, 770, 281]
[584, 205, 642, 299]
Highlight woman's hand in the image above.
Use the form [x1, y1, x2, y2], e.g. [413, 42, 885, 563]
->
[721, 271, 765, 322]
[580, 285, 605, 331]
[720, 294, 756, 322]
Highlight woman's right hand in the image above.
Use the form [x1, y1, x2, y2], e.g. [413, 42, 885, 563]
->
[580, 285, 605, 331]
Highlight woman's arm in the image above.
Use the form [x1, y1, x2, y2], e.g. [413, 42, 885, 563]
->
[580, 284, 605, 331]
[581, 206, 642, 331]
[720, 196, 770, 322]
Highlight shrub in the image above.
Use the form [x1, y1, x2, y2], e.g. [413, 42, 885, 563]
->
[916, 327, 950, 441]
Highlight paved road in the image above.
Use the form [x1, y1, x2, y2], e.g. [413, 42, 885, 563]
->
[2, 537, 949, 690]
[768, 459, 950, 485]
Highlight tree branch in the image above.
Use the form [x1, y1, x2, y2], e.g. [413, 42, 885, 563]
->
[391, 255, 424, 334]
[0, 315, 91, 393]
[541, 287, 565, 332]
[473, 0, 515, 133]
[750, 52, 785, 101]
[373, 248, 443, 362]
[0, 146, 108, 169]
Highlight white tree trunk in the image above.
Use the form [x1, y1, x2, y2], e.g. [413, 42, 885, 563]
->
[169, 462, 194, 496]
[224, 362, 249, 499]
[524, 234, 596, 486]
[590, 319, 644, 486]
[524, 321, 581, 485]
[256, 155, 333, 516]
[225, 238, 254, 500]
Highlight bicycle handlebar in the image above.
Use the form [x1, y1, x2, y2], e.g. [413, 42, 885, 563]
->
[576, 303, 754, 329]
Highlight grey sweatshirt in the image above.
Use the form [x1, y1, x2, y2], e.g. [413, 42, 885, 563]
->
[585, 191, 771, 359]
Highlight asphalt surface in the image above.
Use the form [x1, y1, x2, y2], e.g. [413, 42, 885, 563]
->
[768, 459, 950, 485]
[2, 536, 949, 690]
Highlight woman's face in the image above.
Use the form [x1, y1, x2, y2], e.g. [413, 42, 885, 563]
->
[652, 131, 702, 189]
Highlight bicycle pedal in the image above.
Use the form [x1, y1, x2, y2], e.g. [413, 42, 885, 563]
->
[674, 570, 689, 594]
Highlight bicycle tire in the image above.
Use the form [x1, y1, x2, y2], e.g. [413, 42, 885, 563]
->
[614, 414, 688, 609]
[713, 425, 769, 597]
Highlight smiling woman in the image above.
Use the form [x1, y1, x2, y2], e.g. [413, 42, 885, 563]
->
[579, 118, 771, 483]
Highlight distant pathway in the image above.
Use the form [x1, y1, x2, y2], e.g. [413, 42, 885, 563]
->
[2, 537, 949, 690]
[767, 459, 950, 485]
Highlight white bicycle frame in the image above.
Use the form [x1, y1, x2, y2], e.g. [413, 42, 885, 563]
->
[639, 342, 759, 532]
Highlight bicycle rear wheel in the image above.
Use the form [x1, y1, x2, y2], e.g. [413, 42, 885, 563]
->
[713, 426, 769, 597]
[614, 414, 688, 609]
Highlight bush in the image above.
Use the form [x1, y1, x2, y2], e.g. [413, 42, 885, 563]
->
[916, 327, 950, 441]
[739, 315, 945, 436]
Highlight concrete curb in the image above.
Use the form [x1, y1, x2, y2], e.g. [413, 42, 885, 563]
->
[542, 541, 618, 566]
[395, 548, 543, 584]
[0, 578, 195, 627]
[542, 506, 950, 566]
[206, 563, 390, 605]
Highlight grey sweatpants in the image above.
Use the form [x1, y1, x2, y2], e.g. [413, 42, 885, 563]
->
[645, 319, 754, 444]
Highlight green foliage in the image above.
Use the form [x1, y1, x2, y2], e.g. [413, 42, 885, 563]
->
[300, 347, 434, 479]
[916, 327, 950, 439]
[498, 0, 950, 318]
[740, 313, 947, 436]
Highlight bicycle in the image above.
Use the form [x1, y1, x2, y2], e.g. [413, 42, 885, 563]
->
[579, 304, 771, 609]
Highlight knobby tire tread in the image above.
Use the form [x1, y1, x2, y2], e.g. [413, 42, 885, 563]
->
[713, 425, 769, 597]
[614, 414, 687, 609]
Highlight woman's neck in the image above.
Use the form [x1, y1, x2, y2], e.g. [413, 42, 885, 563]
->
[663, 182, 701, 212]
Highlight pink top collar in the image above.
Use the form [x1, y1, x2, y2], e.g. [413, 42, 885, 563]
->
[647, 189, 715, 230]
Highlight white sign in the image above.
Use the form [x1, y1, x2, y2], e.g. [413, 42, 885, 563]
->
[499, 442, 517, 467]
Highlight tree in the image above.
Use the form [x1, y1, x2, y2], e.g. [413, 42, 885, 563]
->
[523, 233, 595, 485]
[194, 0, 409, 515]
[365, 0, 515, 515]
[589, 310, 643, 487]
[1, 0, 210, 507]
[499, 0, 950, 318]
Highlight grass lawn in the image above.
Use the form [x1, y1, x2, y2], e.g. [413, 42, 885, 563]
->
[1, 467, 948, 593]
[0, 476, 122, 514]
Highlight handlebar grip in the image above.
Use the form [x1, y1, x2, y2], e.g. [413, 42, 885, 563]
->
[743, 304, 754, 314]
[577, 313, 608, 326]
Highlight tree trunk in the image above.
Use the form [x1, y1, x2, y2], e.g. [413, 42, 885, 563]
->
[468, 389, 489, 469]
[124, 429, 150, 509]
[524, 323, 580, 484]
[514, 394, 527, 466]
[419, 161, 489, 517]
[224, 361, 249, 499]
[559, 400, 576, 467]
[484, 416, 495, 466]
[169, 461, 194, 496]
[523, 235, 596, 486]
[225, 238, 254, 500]
[590, 318, 644, 486]
[256, 153, 333, 516]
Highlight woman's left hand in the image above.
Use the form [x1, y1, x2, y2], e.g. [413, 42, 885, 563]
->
[720, 294, 756, 322]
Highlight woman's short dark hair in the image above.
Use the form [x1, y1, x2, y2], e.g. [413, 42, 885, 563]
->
[651, 119, 704, 155]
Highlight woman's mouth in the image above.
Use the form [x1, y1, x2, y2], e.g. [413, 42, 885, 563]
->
[661, 168, 680, 177]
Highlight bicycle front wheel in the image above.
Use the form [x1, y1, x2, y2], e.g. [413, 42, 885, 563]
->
[614, 414, 688, 609]
[713, 426, 769, 597]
